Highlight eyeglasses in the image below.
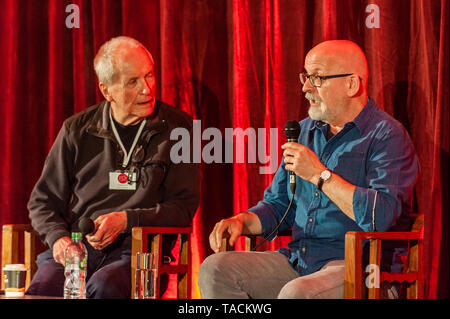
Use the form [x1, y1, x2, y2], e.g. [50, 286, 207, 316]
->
[299, 72, 354, 88]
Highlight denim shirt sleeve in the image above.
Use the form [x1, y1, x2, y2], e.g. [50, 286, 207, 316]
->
[247, 159, 297, 239]
[353, 124, 419, 231]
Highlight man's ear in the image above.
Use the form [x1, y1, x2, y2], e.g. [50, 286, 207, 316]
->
[99, 82, 113, 102]
[346, 75, 361, 97]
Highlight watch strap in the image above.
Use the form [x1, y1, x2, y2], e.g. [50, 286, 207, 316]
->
[317, 170, 331, 192]
[317, 177, 325, 191]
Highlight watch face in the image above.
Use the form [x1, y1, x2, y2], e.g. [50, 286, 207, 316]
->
[320, 170, 331, 180]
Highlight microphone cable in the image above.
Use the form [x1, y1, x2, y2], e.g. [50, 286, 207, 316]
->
[252, 190, 295, 251]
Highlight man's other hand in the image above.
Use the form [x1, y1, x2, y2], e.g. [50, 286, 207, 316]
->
[209, 212, 262, 253]
[209, 217, 244, 253]
[52, 236, 73, 265]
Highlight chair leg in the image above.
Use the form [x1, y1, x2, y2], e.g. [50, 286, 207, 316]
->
[177, 233, 190, 299]
[131, 227, 145, 298]
[345, 232, 363, 298]
[24, 230, 37, 289]
[150, 233, 163, 298]
[368, 239, 381, 299]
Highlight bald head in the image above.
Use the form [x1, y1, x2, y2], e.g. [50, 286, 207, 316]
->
[302, 40, 370, 127]
[305, 40, 369, 93]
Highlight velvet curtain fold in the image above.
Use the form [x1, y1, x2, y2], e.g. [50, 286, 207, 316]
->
[0, 0, 447, 298]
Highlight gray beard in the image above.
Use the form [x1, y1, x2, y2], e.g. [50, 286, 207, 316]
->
[308, 101, 329, 122]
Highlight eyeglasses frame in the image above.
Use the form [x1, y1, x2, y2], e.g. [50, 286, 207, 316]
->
[299, 72, 360, 88]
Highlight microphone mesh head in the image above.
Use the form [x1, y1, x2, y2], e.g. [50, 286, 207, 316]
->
[284, 120, 301, 141]
[78, 217, 95, 236]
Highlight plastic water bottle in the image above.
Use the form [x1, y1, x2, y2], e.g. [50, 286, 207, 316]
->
[64, 232, 87, 299]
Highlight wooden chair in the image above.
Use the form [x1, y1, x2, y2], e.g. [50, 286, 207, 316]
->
[131, 226, 192, 299]
[221, 215, 424, 299]
[1, 224, 41, 291]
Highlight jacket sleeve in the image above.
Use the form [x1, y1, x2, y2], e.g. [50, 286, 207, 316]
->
[27, 122, 74, 249]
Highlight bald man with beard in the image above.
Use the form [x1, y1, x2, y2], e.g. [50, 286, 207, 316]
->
[198, 40, 419, 299]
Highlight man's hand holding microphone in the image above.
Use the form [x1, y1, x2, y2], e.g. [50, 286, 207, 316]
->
[52, 211, 127, 265]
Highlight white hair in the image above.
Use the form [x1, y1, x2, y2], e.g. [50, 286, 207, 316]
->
[93, 36, 153, 84]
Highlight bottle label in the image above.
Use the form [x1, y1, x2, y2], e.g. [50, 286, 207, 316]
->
[80, 257, 87, 270]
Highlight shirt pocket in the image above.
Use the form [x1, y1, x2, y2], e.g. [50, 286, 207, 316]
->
[329, 151, 365, 187]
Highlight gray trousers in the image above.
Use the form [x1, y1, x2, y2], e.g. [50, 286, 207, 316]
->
[198, 251, 344, 299]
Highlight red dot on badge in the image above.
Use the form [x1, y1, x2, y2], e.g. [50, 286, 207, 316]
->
[118, 173, 128, 184]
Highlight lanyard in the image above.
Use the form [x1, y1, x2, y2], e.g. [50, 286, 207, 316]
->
[109, 109, 146, 168]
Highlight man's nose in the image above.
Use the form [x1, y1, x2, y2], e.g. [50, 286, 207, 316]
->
[302, 79, 313, 93]
[141, 79, 151, 95]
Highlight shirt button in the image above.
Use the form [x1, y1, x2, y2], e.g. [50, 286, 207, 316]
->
[302, 247, 306, 253]
[308, 218, 313, 223]
[314, 192, 319, 197]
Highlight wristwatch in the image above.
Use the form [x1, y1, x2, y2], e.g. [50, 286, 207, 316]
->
[317, 169, 331, 191]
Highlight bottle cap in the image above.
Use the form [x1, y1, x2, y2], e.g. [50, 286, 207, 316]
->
[71, 232, 82, 242]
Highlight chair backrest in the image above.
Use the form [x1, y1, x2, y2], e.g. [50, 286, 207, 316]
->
[411, 214, 424, 233]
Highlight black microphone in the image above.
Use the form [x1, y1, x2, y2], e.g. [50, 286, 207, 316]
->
[284, 120, 301, 194]
[252, 121, 300, 252]
[78, 217, 110, 266]
[78, 217, 95, 236]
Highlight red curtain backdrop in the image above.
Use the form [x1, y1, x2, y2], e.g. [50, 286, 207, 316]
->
[0, 0, 447, 298]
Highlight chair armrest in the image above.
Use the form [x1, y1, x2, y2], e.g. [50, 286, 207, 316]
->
[132, 226, 192, 234]
[2, 224, 33, 232]
[345, 231, 422, 241]
[220, 228, 293, 252]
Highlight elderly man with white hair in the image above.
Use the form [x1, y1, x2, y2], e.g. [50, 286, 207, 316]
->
[27, 36, 199, 298]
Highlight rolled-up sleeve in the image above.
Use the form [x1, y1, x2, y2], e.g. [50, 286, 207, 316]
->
[353, 126, 419, 231]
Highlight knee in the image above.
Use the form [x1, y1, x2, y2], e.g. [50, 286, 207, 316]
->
[86, 267, 130, 299]
[198, 252, 233, 296]
[198, 253, 224, 287]
[26, 261, 65, 297]
[278, 279, 312, 299]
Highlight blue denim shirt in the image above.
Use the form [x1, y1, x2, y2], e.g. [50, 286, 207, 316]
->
[248, 98, 419, 276]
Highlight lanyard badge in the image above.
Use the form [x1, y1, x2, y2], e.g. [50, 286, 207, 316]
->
[108, 109, 146, 190]
[109, 171, 137, 190]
